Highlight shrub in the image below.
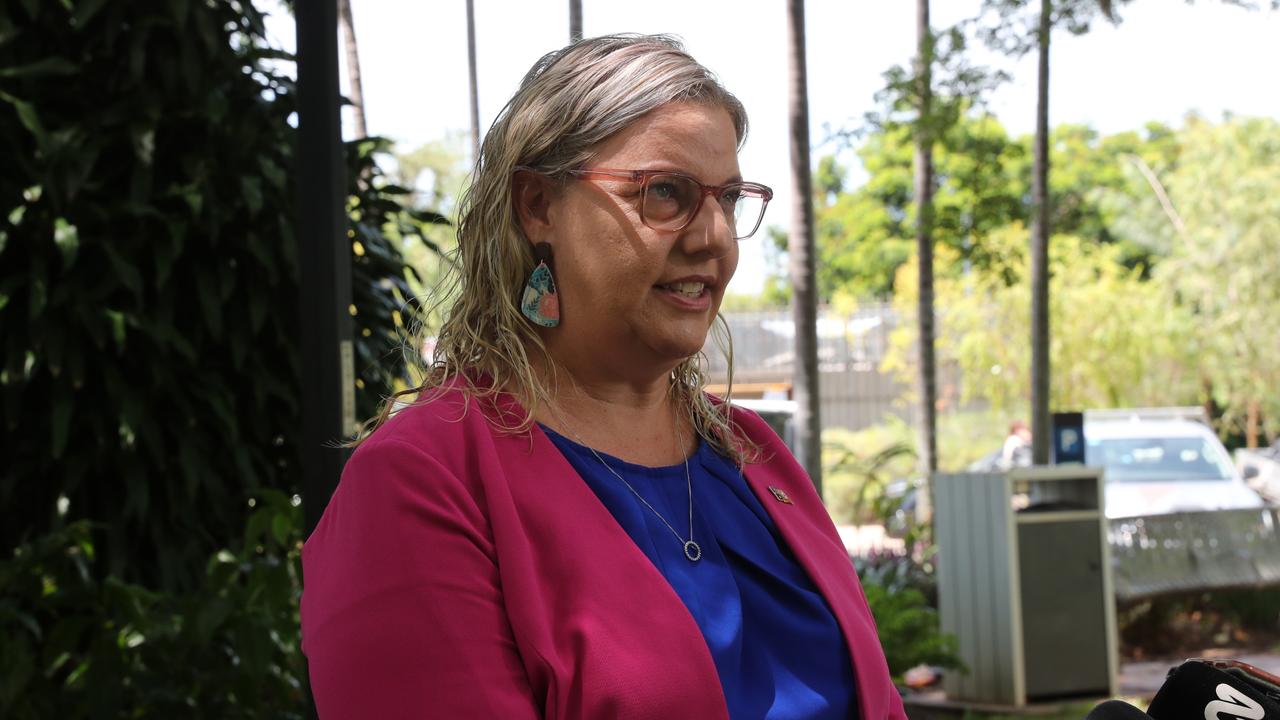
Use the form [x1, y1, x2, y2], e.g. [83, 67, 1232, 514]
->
[0, 492, 306, 719]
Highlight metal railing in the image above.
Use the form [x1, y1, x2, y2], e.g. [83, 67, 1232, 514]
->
[1108, 507, 1280, 602]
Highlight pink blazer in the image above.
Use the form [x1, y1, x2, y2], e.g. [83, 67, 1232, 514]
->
[302, 384, 907, 719]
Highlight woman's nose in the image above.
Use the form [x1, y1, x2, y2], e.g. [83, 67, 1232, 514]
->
[680, 196, 734, 258]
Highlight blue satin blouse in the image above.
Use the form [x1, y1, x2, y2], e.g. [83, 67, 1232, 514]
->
[542, 426, 859, 720]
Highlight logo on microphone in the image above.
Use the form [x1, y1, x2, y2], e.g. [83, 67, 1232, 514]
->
[1205, 682, 1265, 720]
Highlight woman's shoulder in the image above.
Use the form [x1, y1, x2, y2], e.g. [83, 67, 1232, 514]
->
[354, 377, 519, 468]
[703, 393, 783, 448]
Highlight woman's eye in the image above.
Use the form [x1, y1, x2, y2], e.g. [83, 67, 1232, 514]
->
[648, 181, 679, 200]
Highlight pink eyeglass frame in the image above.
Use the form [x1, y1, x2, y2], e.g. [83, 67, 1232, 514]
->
[563, 167, 774, 240]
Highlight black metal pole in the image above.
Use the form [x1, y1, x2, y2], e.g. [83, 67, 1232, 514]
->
[297, 0, 353, 538]
[569, 0, 583, 41]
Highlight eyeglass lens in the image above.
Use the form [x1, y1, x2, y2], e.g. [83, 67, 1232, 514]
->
[641, 174, 765, 240]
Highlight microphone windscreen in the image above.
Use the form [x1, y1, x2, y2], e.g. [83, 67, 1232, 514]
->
[1147, 660, 1279, 719]
[1086, 700, 1154, 720]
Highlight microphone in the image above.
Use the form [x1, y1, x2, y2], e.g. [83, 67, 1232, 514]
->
[1085, 659, 1280, 720]
[1146, 659, 1279, 719]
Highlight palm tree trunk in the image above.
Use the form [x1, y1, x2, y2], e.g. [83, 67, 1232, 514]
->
[569, 0, 583, 42]
[337, 0, 367, 139]
[914, 0, 938, 476]
[466, 0, 481, 163]
[1247, 399, 1260, 449]
[1030, 0, 1052, 464]
[786, 0, 822, 493]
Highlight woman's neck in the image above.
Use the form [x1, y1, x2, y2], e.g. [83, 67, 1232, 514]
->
[531, 353, 693, 466]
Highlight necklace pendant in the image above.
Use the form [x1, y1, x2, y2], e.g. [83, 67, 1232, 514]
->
[683, 540, 702, 562]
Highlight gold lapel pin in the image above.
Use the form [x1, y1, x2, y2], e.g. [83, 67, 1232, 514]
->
[768, 486, 793, 504]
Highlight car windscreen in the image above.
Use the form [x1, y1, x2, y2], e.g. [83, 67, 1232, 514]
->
[1084, 436, 1234, 482]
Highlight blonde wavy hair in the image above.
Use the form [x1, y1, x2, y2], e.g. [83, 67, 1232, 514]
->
[355, 34, 758, 464]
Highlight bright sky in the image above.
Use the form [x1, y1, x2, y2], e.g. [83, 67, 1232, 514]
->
[262, 1, 1280, 294]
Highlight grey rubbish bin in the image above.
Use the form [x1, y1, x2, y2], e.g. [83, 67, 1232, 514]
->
[934, 466, 1118, 707]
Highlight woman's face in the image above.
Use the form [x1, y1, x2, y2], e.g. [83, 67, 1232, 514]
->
[524, 102, 743, 380]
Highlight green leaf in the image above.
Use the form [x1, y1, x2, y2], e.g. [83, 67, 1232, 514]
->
[28, 270, 46, 322]
[53, 218, 79, 269]
[19, 0, 41, 21]
[104, 309, 126, 351]
[0, 58, 79, 79]
[0, 90, 47, 145]
[271, 513, 291, 546]
[130, 127, 155, 166]
[101, 244, 143, 301]
[0, 21, 21, 50]
[257, 156, 286, 190]
[72, 0, 111, 27]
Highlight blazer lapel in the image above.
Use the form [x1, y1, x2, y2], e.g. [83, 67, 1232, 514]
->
[741, 450, 894, 719]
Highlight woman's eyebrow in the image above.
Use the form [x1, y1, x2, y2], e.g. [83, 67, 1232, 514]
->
[639, 164, 745, 185]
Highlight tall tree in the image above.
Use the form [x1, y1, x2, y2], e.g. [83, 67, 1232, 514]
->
[914, 0, 939, 475]
[980, 0, 1123, 462]
[1145, 117, 1280, 446]
[465, 0, 480, 162]
[338, 0, 368, 139]
[1029, 0, 1051, 463]
[569, 0, 583, 41]
[786, 0, 822, 491]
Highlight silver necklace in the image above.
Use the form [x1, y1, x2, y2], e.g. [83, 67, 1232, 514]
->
[552, 404, 701, 563]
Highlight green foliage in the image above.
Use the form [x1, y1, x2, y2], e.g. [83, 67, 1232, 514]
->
[808, 117, 1179, 300]
[871, 116, 1280, 434]
[1146, 117, 1280, 440]
[0, 0, 303, 590]
[822, 411, 1013, 518]
[386, 133, 466, 313]
[823, 429, 915, 526]
[885, 227, 1200, 415]
[0, 491, 306, 719]
[859, 580, 962, 682]
[0, 0, 422, 588]
[346, 136, 449, 416]
[815, 115, 1024, 298]
[977, 0, 1128, 57]
[0, 1, 431, 716]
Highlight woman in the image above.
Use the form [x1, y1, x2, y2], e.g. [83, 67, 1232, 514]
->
[302, 35, 907, 720]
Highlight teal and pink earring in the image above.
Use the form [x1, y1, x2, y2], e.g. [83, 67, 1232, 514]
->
[521, 242, 560, 327]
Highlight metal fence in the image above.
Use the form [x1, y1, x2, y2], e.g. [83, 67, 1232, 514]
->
[705, 305, 973, 432]
[1108, 507, 1280, 602]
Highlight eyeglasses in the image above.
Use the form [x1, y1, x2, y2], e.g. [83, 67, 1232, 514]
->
[563, 168, 773, 241]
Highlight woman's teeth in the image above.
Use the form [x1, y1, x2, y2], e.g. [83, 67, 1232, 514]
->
[663, 282, 705, 297]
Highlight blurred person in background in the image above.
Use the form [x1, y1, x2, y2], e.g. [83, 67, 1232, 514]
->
[1002, 419, 1033, 469]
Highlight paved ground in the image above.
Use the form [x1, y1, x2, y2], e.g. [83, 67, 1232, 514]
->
[1118, 648, 1280, 698]
[903, 650, 1280, 718]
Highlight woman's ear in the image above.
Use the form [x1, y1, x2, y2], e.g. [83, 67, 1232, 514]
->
[513, 170, 556, 245]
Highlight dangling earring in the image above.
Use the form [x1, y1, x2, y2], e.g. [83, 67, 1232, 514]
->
[521, 242, 560, 327]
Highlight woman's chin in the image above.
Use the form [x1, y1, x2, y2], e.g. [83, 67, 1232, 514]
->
[646, 332, 713, 368]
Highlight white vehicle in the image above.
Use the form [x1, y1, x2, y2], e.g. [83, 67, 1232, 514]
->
[1083, 408, 1266, 519]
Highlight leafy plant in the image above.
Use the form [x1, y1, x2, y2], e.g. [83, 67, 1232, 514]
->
[0, 0, 426, 587]
[859, 579, 963, 681]
[0, 0, 303, 590]
[346, 135, 450, 415]
[0, 1, 436, 716]
[854, 549, 939, 608]
[823, 432, 915, 526]
[0, 491, 307, 719]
